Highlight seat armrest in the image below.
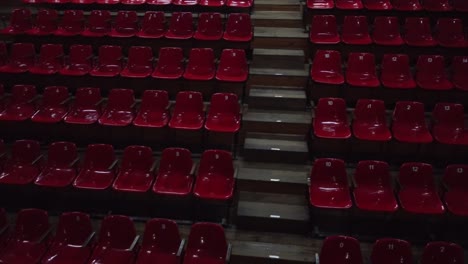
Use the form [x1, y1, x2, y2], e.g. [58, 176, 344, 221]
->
[190, 163, 197, 175]
[0, 224, 8, 236]
[68, 157, 80, 168]
[28, 95, 40, 104]
[126, 235, 140, 251]
[31, 155, 44, 166]
[95, 98, 106, 106]
[68, 232, 95, 248]
[36, 226, 53, 244]
[225, 243, 232, 263]
[150, 160, 158, 173]
[108, 159, 119, 170]
[60, 97, 73, 105]
[177, 239, 185, 257]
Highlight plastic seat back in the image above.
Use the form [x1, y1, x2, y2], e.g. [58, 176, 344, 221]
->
[11, 140, 41, 165]
[416, 55, 449, 85]
[106, 89, 134, 111]
[443, 164, 468, 192]
[197, 13, 222, 38]
[173, 91, 203, 117]
[198, 150, 234, 179]
[9, 43, 35, 68]
[398, 162, 434, 189]
[423, 0, 452, 10]
[315, 98, 348, 125]
[96, 45, 122, 69]
[158, 148, 193, 177]
[453, 0, 468, 11]
[371, 239, 412, 264]
[87, 10, 111, 34]
[354, 160, 391, 189]
[74, 87, 102, 108]
[392, 0, 422, 9]
[67, 44, 93, 71]
[140, 11, 165, 36]
[452, 56, 468, 90]
[42, 86, 68, 107]
[320, 236, 363, 264]
[433, 103, 464, 132]
[38, 43, 64, 66]
[8, 9, 33, 32]
[311, 50, 343, 79]
[186, 48, 215, 76]
[393, 101, 426, 130]
[346, 53, 377, 79]
[14, 209, 49, 242]
[54, 212, 93, 246]
[225, 13, 252, 39]
[10, 85, 37, 105]
[98, 215, 136, 250]
[126, 46, 153, 73]
[47, 142, 77, 169]
[311, 158, 347, 187]
[209, 93, 239, 117]
[185, 223, 227, 260]
[373, 16, 402, 44]
[309, 15, 338, 43]
[342, 16, 370, 42]
[155, 47, 184, 75]
[141, 218, 181, 253]
[114, 11, 138, 35]
[421, 242, 464, 264]
[35, 9, 58, 34]
[120, 146, 153, 172]
[354, 99, 387, 128]
[381, 54, 413, 82]
[218, 49, 248, 77]
[83, 144, 115, 171]
[168, 12, 193, 36]
[404, 17, 434, 44]
[60, 10, 84, 34]
[436, 18, 465, 46]
[139, 90, 169, 113]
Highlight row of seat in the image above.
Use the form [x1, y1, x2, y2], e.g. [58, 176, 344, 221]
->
[318, 235, 463, 264]
[311, 51, 468, 91]
[310, 16, 467, 48]
[0, 44, 249, 82]
[307, 0, 468, 11]
[23, 0, 252, 8]
[0, 140, 236, 200]
[0, 208, 230, 264]
[3, 9, 253, 41]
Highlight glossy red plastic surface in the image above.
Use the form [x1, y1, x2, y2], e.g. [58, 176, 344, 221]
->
[0, 43, 35, 73]
[309, 15, 340, 44]
[435, 18, 466, 48]
[55, 10, 85, 36]
[392, 101, 433, 143]
[372, 16, 403, 45]
[346, 52, 380, 87]
[121, 46, 153, 78]
[133, 90, 169, 128]
[223, 13, 252, 42]
[34, 142, 77, 188]
[319, 236, 362, 264]
[183, 223, 227, 264]
[109, 11, 139, 37]
[113, 146, 154, 192]
[152, 47, 184, 79]
[443, 165, 468, 216]
[98, 89, 135, 126]
[64, 87, 102, 125]
[0, 85, 37, 121]
[59, 45, 93, 76]
[371, 239, 413, 264]
[3, 9, 33, 34]
[165, 12, 193, 39]
[205, 93, 241, 133]
[82, 10, 111, 37]
[137, 12, 165, 38]
[432, 103, 467, 145]
[31, 86, 69, 123]
[169, 91, 204, 130]
[215, 49, 248, 82]
[73, 144, 116, 190]
[416, 55, 452, 90]
[353, 99, 391, 141]
[183, 48, 216, 81]
[194, 13, 223, 41]
[153, 148, 193, 196]
[90, 45, 123, 77]
[313, 98, 351, 139]
[311, 50, 344, 85]
[0, 140, 42, 185]
[421, 242, 464, 264]
[404, 17, 436, 47]
[381, 54, 416, 89]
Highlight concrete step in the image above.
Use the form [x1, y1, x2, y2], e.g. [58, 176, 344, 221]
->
[248, 65, 309, 88]
[252, 48, 305, 69]
[252, 11, 303, 28]
[231, 241, 315, 264]
[253, 27, 308, 50]
[248, 86, 307, 111]
[254, 0, 301, 11]
[243, 109, 311, 135]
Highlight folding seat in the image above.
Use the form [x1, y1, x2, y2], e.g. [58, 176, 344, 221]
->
[87, 215, 139, 264]
[120, 46, 154, 78]
[423, 0, 452, 11]
[452, 56, 468, 91]
[147, 0, 172, 5]
[112, 146, 155, 192]
[380, 54, 416, 89]
[122, 0, 146, 3]
[0, 43, 35, 73]
[310, 50, 344, 85]
[362, 0, 392, 10]
[55, 10, 85, 36]
[346, 53, 380, 87]
[199, 0, 224, 6]
[183, 48, 216, 81]
[391, 0, 422, 10]
[194, 13, 223, 41]
[137, 11, 165, 39]
[184, 223, 230, 264]
[392, 101, 432, 143]
[404, 17, 437, 47]
[172, 0, 197, 5]
[0, 209, 51, 264]
[41, 212, 94, 264]
[0, 140, 42, 185]
[313, 98, 351, 139]
[96, 0, 120, 3]
[442, 164, 468, 216]
[2, 9, 33, 34]
[133, 90, 169, 128]
[59, 44, 93, 76]
[89, 45, 122, 77]
[226, 0, 252, 7]
[152, 47, 184, 79]
[0, 85, 37, 121]
[432, 103, 467, 145]
[98, 89, 135, 126]
[353, 99, 391, 141]
[318, 236, 362, 264]
[205, 93, 241, 133]
[169, 91, 204, 130]
[397, 162, 445, 215]
[309, 15, 339, 44]
[136, 219, 183, 264]
[336, 0, 363, 9]
[306, 0, 334, 9]
[223, 13, 253, 42]
[27, 9, 58, 36]
[372, 16, 404, 46]
[31, 86, 69, 123]
[416, 55, 452, 90]
[342, 16, 371, 45]
[421, 242, 464, 264]
[435, 18, 466, 48]
[109, 11, 139, 38]
[216, 49, 249, 82]
[370, 239, 413, 264]
[82, 10, 111, 37]
[165, 12, 194, 39]
[453, 0, 468, 11]
[73, 144, 116, 190]
[152, 148, 194, 196]
[29, 44, 64, 75]
[64, 87, 102, 125]
[309, 159, 352, 209]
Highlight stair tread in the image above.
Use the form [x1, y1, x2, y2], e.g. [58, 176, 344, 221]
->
[238, 167, 308, 185]
[254, 27, 308, 38]
[244, 137, 309, 152]
[250, 66, 309, 77]
[238, 201, 309, 221]
[253, 48, 305, 57]
[232, 240, 315, 263]
[250, 88, 306, 99]
[244, 110, 311, 124]
[255, 0, 301, 5]
[253, 11, 302, 20]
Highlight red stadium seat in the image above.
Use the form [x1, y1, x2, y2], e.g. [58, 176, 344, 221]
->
[397, 163, 445, 214]
[443, 165, 468, 216]
[122, 0, 146, 3]
[421, 242, 464, 264]
[194, 13, 223, 41]
[416, 55, 452, 90]
[137, 11, 165, 39]
[133, 90, 169, 128]
[152, 148, 194, 196]
[147, 0, 172, 4]
[173, 0, 197, 5]
[0, 85, 37, 121]
[59, 44, 93, 76]
[55, 10, 85, 36]
[452, 56, 468, 91]
[64, 87, 102, 125]
[314, 98, 351, 139]
[423, 0, 452, 11]
[311, 50, 344, 85]
[392, 101, 432, 143]
[404, 17, 437, 47]
[23, 0, 44, 3]
[309, 15, 340, 44]
[336, 0, 363, 9]
[346, 53, 380, 87]
[29, 44, 64, 75]
[372, 16, 404, 46]
[226, 0, 252, 7]
[392, 0, 422, 10]
[90, 45, 123, 77]
[371, 239, 412, 264]
[0, 140, 42, 185]
[113, 146, 154, 192]
[435, 18, 466, 48]
[82, 10, 111, 37]
[183, 48, 216, 81]
[165, 12, 193, 39]
[98, 89, 135, 126]
[0, 209, 50, 264]
[31, 86, 69, 123]
[223, 13, 253, 42]
[216, 49, 249, 82]
[309, 159, 352, 209]
[307, 0, 334, 9]
[362, 0, 392, 9]
[34, 142, 78, 188]
[353, 161, 397, 212]
[121, 46, 153, 78]
[152, 47, 184, 79]
[453, 0, 468, 11]
[2, 9, 33, 35]
[96, 0, 120, 3]
[41, 212, 94, 264]
[319, 236, 362, 264]
[169, 91, 204, 130]
[342, 16, 371, 45]
[0, 43, 35, 73]
[353, 99, 391, 141]
[184, 223, 229, 264]
[46, 0, 70, 2]
[27, 9, 58, 36]
[194, 150, 235, 201]
[136, 219, 183, 264]
[205, 93, 241, 133]
[199, 0, 224, 6]
[381, 54, 416, 89]
[88, 215, 138, 264]
[432, 103, 467, 145]
[72, 0, 96, 3]
[73, 144, 116, 190]
[109, 11, 139, 38]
